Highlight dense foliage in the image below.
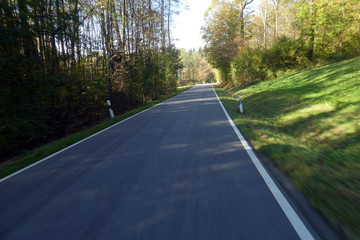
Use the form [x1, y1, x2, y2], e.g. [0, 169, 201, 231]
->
[202, 0, 360, 84]
[0, 0, 181, 161]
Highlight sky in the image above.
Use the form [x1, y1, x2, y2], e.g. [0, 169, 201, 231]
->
[172, 0, 213, 50]
[172, 0, 260, 51]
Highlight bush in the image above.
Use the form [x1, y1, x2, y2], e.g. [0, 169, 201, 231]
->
[231, 48, 267, 85]
[261, 36, 299, 76]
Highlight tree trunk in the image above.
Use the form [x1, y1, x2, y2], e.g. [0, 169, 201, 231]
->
[168, 0, 171, 46]
[160, 0, 165, 48]
[308, 0, 314, 61]
[113, 1, 123, 52]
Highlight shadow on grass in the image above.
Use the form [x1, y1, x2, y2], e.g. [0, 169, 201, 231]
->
[214, 57, 360, 238]
[256, 139, 360, 238]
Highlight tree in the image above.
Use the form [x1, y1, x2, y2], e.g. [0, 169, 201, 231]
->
[202, 0, 244, 82]
[271, 0, 284, 40]
[296, 0, 360, 60]
[204, 0, 360, 85]
[0, 0, 182, 161]
[259, 0, 270, 48]
[235, 0, 254, 38]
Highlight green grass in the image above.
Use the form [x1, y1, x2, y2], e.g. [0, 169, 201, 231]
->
[215, 57, 360, 239]
[0, 86, 192, 179]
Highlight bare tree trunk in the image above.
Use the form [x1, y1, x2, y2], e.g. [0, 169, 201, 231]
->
[70, 0, 79, 66]
[307, 0, 314, 61]
[126, 0, 131, 54]
[122, 0, 127, 54]
[113, 1, 123, 52]
[275, 6, 278, 39]
[55, 0, 65, 56]
[135, 1, 141, 53]
[167, 0, 171, 46]
[160, 0, 165, 48]
[239, 0, 254, 38]
[260, 0, 268, 48]
[100, 6, 112, 100]
[106, 0, 114, 55]
[148, 0, 152, 49]
[271, 0, 281, 41]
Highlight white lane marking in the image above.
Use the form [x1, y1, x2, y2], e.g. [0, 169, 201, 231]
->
[211, 85, 315, 240]
[0, 87, 193, 183]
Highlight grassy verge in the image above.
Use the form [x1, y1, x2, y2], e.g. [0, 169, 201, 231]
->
[0, 86, 192, 179]
[214, 57, 360, 239]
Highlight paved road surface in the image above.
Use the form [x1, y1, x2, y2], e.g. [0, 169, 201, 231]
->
[0, 85, 317, 239]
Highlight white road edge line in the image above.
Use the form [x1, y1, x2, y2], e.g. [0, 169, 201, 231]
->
[211, 85, 315, 240]
[0, 87, 193, 184]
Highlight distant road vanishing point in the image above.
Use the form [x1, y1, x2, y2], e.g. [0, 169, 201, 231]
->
[0, 84, 318, 240]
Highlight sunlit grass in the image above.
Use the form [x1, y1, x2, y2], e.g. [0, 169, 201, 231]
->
[0, 86, 192, 179]
[215, 57, 360, 239]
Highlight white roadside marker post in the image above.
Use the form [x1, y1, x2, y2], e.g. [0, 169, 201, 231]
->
[107, 100, 115, 118]
[238, 95, 244, 114]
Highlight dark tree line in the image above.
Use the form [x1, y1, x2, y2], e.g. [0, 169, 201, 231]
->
[0, 0, 182, 161]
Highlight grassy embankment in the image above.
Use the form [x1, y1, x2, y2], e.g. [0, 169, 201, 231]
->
[0, 86, 192, 179]
[215, 57, 360, 239]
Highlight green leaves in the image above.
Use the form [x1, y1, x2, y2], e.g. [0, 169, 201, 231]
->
[202, 0, 245, 82]
[296, 0, 360, 59]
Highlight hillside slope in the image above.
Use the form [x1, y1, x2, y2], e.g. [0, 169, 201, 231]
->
[215, 57, 360, 239]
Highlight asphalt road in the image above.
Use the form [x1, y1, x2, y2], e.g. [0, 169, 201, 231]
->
[0, 84, 317, 240]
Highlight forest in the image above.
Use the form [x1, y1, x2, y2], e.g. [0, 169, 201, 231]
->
[1, 0, 360, 160]
[178, 48, 215, 86]
[0, 0, 182, 161]
[202, 0, 360, 84]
